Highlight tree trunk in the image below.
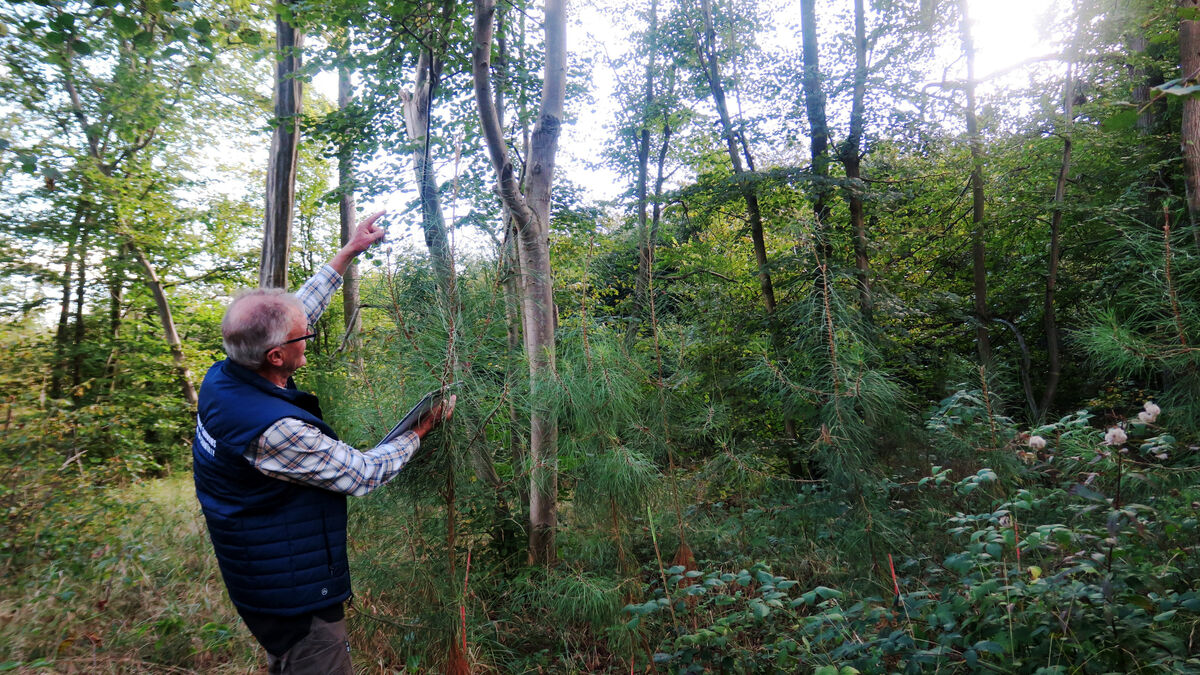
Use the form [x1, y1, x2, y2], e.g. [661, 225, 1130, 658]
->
[131, 245, 198, 406]
[630, 0, 660, 336]
[473, 0, 566, 566]
[71, 227, 91, 395]
[800, 0, 832, 262]
[402, 51, 458, 307]
[960, 0, 991, 364]
[103, 244, 127, 391]
[1040, 45, 1078, 421]
[50, 210, 83, 401]
[841, 0, 872, 326]
[337, 43, 361, 350]
[697, 0, 775, 313]
[260, 4, 303, 289]
[1181, 1, 1200, 239]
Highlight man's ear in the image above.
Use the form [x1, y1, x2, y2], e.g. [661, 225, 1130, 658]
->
[264, 347, 284, 368]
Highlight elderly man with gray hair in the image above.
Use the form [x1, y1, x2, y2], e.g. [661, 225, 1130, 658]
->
[192, 211, 453, 674]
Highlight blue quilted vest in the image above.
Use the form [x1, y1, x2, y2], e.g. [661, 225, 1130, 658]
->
[193, 359, 351, 616]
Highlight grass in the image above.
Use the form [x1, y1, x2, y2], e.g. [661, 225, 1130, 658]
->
[0, 474, 261, 674]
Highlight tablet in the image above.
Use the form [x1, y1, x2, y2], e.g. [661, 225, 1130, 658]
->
[379, 385, 455, 445]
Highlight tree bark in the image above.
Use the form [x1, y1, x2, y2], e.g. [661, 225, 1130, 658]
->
[260, 4, 303, 289]
[473, 0, 566, 566]
[696, 0, 774, 313]
[1039, 46, 1078, 422]
[50, 209, 84, 401]
[800, 0, 832, 262]
[841, 0, 872, 326]
[337, 41, 361, 350]
[1181, 1, 1200, 239]
[131, 245, 198, 406]
[401, 49, 457, 304]
[71, 227, 91, 395]
[960, 0, 991, 364]
[630, 0, 660, 335]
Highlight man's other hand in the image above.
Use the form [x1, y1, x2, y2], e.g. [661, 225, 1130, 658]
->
[413, 394, 456, 439]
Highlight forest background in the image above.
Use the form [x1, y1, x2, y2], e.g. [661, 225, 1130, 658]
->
[2, 0, 1199, 672]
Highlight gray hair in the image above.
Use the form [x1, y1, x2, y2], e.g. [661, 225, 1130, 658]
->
[221, 289, 305, 369]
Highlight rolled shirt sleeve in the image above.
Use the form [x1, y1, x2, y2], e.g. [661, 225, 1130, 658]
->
[247, 418, 420, 496]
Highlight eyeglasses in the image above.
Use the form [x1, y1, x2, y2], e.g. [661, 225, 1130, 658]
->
[265, 329, 316, 354]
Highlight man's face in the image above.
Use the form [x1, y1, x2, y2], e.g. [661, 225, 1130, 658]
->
[280, 311, 309, 373]
[265, 309, 309, 375]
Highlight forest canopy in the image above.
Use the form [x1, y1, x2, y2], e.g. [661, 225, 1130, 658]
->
[2, 0, 1199, 672]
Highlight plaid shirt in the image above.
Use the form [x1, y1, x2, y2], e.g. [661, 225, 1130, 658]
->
[242, 264, 420, 496]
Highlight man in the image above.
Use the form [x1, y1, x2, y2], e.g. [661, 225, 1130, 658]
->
[193, 211, 453, 674]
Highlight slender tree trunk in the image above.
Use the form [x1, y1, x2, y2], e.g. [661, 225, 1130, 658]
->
[1040, 46, 1078, 421]
[960, 0, 991, 364]
[841, 0, 872, 326]
[337, 42, 361, 350]
[402, 50, 457, 304]
[103, 244, 127, 391]
[630, 0, 660, 336]
[800, 0, 832, 262]
[131, 246, 198, 406]
[260, 3, 303, 289]
[1129, 33, 1156, 136]
[51, 211, 83, 400]
[71, 227, 91, 394]
[697, 0, 775, 313]
[473, 0, 566, 566]
[1180, 1, 1200, 241]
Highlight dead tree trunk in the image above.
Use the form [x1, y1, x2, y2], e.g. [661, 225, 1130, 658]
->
[959, 0, 991, 364]
[260, 3, 303, 289]
[473, 0, 567, 566]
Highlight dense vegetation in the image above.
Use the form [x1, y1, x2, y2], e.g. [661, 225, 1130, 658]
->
[2, 0, 1199, 672]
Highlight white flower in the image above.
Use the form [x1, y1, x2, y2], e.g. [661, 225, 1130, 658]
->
[1138, 411, 1156, 425]
[1144, 401, 1161, 418]
[1104, 427, 1127, 446]
[1027, 435, 1047, 450]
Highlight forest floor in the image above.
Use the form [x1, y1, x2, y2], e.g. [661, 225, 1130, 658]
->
[1, 475, 263, 674]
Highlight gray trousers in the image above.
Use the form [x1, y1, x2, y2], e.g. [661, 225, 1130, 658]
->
[266, 615, 353, 675]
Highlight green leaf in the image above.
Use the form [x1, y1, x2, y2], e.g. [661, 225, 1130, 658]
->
[1101, 108, 1138, 132]
[1180, 6, 1200, 20]
[1154, 610, 1177, 622]
[132, 31, 154, 49]
[193, 18, 211, 35]
[238, 28, 261, 45]
[813, 667, 839, 675]
[113, 16, 139, 36]
[71, 39, 93, 55]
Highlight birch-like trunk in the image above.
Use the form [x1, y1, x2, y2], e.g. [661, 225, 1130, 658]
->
[473, 0, 566, 565]
[260, 4, 303, 289]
